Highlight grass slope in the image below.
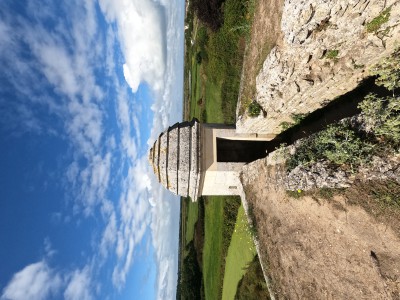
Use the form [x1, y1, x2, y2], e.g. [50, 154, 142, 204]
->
[202, 196, 225, 300]
[190, 58, 202, 120]
[185, 199, 199, 245]
[205, 80, 223, 123]
[222, 206, 256, 300]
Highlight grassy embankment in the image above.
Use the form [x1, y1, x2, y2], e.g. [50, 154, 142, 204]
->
[185, 198, 199, 244]
[221, 206, 257, 300]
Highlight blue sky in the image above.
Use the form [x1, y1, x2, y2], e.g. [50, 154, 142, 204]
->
[0, 0, 184, 299]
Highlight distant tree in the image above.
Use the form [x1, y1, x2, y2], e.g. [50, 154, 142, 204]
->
[197, 26, 209, 49]
[196, 52, 203, 64]
[192, 0, 225, 31]
[179, 242, 202, 300]
[235, 255, 271, 300]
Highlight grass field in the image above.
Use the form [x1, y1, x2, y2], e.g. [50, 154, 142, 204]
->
[185, 200, 199, 245]
[189, 58, 202, 120]
[222, 206, 256, 300]
[202, 196, 225, 300]
[205, 80, 223, 123]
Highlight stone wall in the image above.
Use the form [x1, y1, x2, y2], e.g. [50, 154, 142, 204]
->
[237, 0, 400, 134]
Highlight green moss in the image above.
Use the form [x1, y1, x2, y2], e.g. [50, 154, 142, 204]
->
[248, 101, 261, 117]
[324, 49, 339, 59]
[366, 8, 391, 33]
[286, 189, 305, 199]
[279, 121, 292, 130]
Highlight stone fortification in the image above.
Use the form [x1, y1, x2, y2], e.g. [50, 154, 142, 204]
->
[237, 0, 400, 134]
[149, 119, 201, 200]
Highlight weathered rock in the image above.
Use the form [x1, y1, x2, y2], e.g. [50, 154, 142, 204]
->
[281, 154, 400, 191]
[237, 0, 400, 134]
[286, 161, 352, 191]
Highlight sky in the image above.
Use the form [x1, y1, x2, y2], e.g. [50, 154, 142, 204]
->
[0, 0, 184, 299]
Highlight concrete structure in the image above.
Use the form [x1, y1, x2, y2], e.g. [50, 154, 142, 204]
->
[148, 118, 274, 201]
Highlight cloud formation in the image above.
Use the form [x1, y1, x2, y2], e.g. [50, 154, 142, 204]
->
[1, 261, 94, 300]
[99, 0, 166, 93]
[0, 0, 184, 298]
[1, 261, 62, 300]
[64, 267, 93, 300]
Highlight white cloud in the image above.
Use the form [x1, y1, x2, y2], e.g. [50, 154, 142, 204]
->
[66, 100, 103, 159]
[64, 267, 93, 300]
[111, 158, 152, 289]
[99, 0, 166, 93]
[34, 43, 79, 98]
[0, 261, 62, 300]
[0, 20, 12, 49]
[115, 86, 138, 161]
[43, 237, 57, 258]
[100, 210, 117, 258]
[1, 0, 184, 298]
[149, 181, 180, 300]
[1, 260, 95, 300]
[0, 0, 110, 217]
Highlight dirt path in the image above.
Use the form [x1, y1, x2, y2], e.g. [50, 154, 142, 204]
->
[241, 160, 400, 299]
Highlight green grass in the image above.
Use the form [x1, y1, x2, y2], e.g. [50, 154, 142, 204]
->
[324, 49, 339, 59]
[200, 0, 250, 123]
[205, 80, 224, 123]
[248, 101, 261, 117]
[366, 7, 391, 33]
[203, 197, 225, 300]
[185, 201, 199, 245]
[371, 180, 400, 209]
[190, 57, 203, 120]
[222, 205, 256, 300]
[234, 255, 270, 300]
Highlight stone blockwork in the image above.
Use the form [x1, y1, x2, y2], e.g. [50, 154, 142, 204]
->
[149, 119, 201, 200]
[237, 0, 400, 134]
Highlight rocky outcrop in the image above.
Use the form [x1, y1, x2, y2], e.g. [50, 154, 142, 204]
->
[286, 161, 352, 190]
[285, 155, 400, 191]
[237, 0, 400, 134]
[262, 139, 400, 190]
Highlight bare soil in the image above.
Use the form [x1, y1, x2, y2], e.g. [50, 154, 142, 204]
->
[241, 161, 400, 299]
[238, 0, 285, 115]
